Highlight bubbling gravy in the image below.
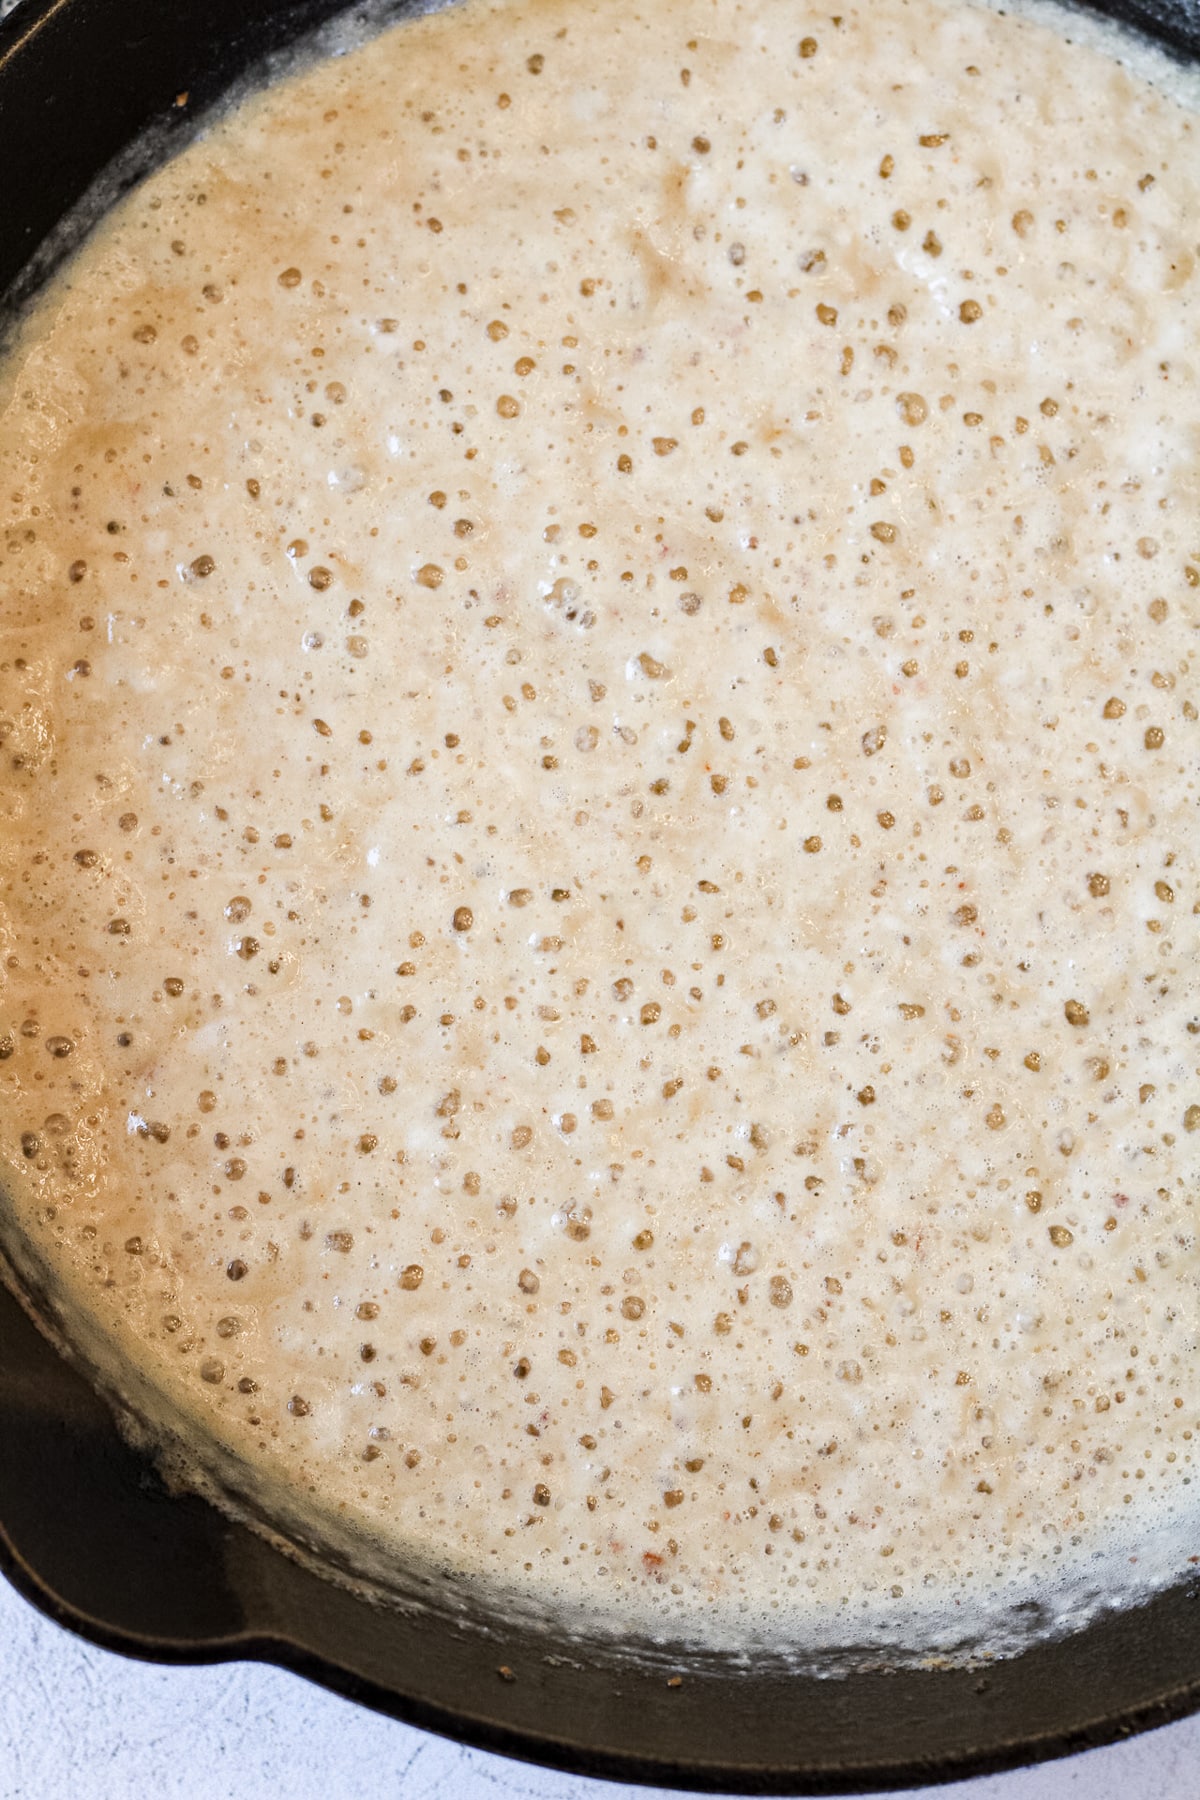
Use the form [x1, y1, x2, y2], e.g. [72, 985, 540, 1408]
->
[0, 0, 1198, 1658]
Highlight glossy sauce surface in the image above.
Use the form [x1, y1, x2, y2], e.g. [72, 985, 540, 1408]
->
[0, 0, 1198, 1654]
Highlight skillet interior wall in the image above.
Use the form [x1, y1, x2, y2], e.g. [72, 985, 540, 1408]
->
[0, 0, 439, 321]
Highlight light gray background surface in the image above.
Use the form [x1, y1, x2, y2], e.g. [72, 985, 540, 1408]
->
[0, 0, 1197, 1793]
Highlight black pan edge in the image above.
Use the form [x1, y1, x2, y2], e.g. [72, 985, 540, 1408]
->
[0, 0, 444, 322]
[4, 1366, 1200, 1800]
[11, 1253, 1200, 1797]
[2, 0, 1200, 1790]
[3, 1585, 1199, 1797]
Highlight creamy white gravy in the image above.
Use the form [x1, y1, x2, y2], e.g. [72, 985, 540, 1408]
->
[0, 0, 1198, 1660]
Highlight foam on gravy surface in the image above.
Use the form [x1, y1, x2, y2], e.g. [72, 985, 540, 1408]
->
[0, 0, 1197, 1657]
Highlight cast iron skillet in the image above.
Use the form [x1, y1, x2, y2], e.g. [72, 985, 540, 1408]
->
[1, 0, 1199, 1789]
